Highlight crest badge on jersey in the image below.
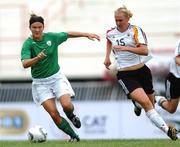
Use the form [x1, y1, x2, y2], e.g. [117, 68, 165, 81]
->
[47, 41, 52, 46]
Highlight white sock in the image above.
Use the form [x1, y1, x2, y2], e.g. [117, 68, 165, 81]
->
[146, 109, 169, 133]
[155, 96, 166, 106]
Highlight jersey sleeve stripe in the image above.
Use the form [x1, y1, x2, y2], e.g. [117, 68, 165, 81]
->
[133, 26, 139, 45]
[106, 28, 115, 41]
[139, 27, 148, 44]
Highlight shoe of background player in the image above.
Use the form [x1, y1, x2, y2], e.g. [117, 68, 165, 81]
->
[70, 115, 81, 128]
[132, 100, 142, 116]
[134, 106, 142, 116]
[68, 135, 80, 142]
[167, 125, 178, 141]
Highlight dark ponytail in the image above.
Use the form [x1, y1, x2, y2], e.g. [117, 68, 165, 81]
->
[29, 14, 44, 27]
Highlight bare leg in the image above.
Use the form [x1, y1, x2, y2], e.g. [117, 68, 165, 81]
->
[42, 98, 79, 141]
[60, 94, 81, 128]
[130, 88, 169, 132]
[147, 93, 155, 107]
[161, 98, 179, 113]
[130, 88, 153, 112]
[60, 94, 74, 113]
[42, 98, 61, 124]
[156, 96, 180, 113]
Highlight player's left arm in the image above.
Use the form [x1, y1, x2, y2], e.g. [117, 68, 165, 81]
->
[67, 31, 100, 41]
[113, 44, 148, 55]
[113, 26, 148, 55]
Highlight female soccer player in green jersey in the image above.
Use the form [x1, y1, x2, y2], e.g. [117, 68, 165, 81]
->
[21, 14, 100, 142]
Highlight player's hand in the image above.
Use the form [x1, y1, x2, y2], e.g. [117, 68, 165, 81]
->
[37, 49, 47, 59]
[87, 33, 100, 41]
[104, 58, 111, 70]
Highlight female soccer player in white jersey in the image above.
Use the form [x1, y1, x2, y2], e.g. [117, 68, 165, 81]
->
[155, 40, 180, 113]
[21, 14, 100, 142]
[103, 6, 177, 140]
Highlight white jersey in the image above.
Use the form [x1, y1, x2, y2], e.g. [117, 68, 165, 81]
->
[106, 24, 151, 70]
[169, 40, 180, 78]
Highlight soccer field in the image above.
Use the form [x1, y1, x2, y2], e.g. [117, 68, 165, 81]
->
[1, 139, 180, 147]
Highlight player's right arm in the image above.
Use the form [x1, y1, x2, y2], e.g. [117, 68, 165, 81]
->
[22, 50, 47, 68]
[104, 40, 112, 70]
[22, 57, 39, 68]
[21, 40, 47, 68]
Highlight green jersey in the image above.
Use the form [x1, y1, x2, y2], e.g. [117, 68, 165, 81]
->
[21, 32, 68, 78]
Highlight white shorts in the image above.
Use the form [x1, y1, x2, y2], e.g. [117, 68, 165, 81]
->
[32, 70, 75, 105]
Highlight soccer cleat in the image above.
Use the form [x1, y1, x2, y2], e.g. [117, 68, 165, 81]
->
[132, 100, 142, 116]
[167, 126, 178, 141]
[68, 135, 80, 142]
[70, 116, 81, 128]
[134, 106, 142, 116]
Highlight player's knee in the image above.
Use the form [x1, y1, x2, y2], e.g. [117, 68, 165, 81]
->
[62, 102, 72, 111]
[168, 107, 177, 114]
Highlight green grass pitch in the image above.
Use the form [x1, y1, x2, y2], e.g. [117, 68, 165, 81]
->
[0, 139, 180, 147]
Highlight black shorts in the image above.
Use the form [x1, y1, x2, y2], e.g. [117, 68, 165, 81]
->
[166, 73, 180, 99]
[117, 65, 154, 96]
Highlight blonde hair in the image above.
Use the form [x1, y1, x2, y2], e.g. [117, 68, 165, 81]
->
[115, 5, 133, 18]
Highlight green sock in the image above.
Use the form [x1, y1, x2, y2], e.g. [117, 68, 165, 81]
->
[57, 117, 77, 138]
[64, 107, 75, 120]
[65, 111, 75, 120]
